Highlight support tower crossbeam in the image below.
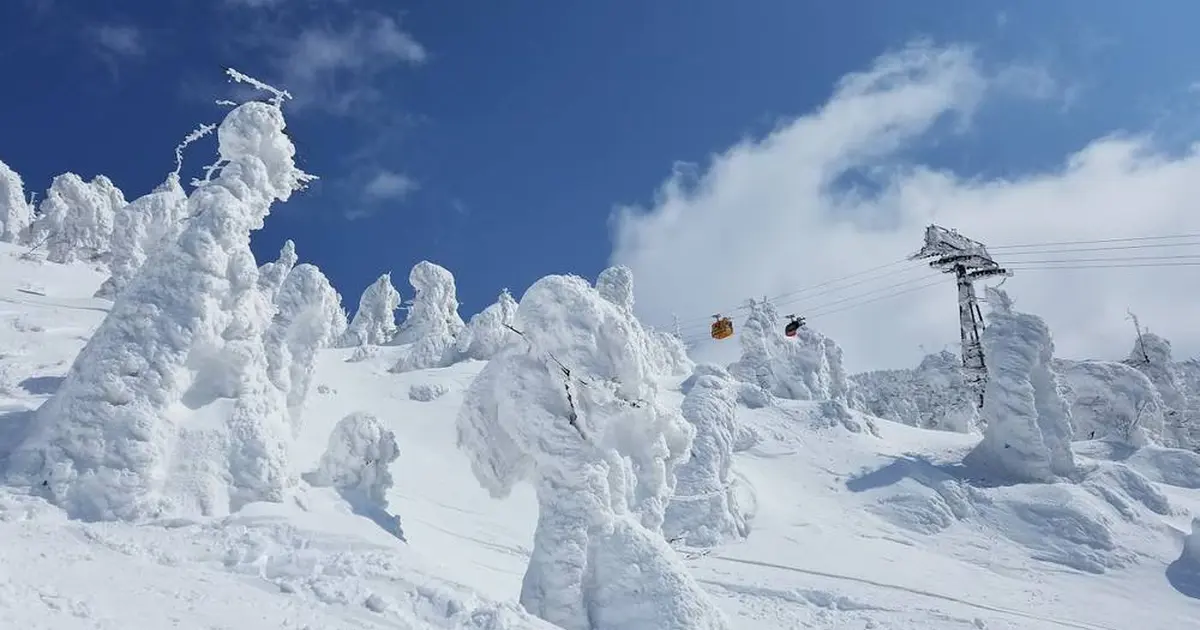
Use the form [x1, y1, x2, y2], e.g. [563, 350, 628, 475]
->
[909, 225, 1011, 408]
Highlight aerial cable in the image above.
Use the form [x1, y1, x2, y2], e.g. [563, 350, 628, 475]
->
[989, 232, 1200, 250]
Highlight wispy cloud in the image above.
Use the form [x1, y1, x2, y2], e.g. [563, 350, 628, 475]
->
[270, 13, 426, 115]
[345, 169, 420, 220]
[90, 24, 145, 58]
[611, 41, 1200, 372]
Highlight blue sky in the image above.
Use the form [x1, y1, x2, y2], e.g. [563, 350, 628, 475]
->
[3, 1, 1200, 369]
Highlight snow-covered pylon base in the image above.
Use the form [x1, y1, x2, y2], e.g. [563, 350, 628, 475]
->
[5, 94, 311, 521]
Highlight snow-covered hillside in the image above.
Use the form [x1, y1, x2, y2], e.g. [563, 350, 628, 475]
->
[5, 88, 1200, 630]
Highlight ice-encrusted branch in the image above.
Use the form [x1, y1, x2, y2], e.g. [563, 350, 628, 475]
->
[225, 67, 291, 108]
[173, 123, 217, 178]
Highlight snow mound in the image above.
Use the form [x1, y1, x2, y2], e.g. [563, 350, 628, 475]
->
[392, 261, 466, 373]
[664, 369, 750, 548]
[5, 100, 309, 521]
[0, 159, 33, 243]
[456, 273, 726, 629]
[850, 350, 980, 433]
[339, 272, 401, 348]
[95, 173, 188, 299]
[964, 289, 1075, 484]
[728, 297, 849, 403]
[303, 411, 404, 540]
[410, 383, 449, 402]
[850, 454, 1169, 574]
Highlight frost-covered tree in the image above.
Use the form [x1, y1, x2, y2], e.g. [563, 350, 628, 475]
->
[390, 260, 466, 372]
[963, 289, 1075, 483]
[455, 288, 519, 361]
[94, 173, 188, 299]
[664, 368, 749, 547]
[264, 263, 347, 432]
[0, 159, 34, 243]
[29, 173, 126, 265]
[850, 350, 980, 433]
[596, 265, 693, 378]
[1122, 332, 1200, 449]
[256, 239, 298, 303]
[6, 92, 313, 521]
[1055, 358, 1163, 447]
[728, 297, 849, 402]
[339, 272, 401, 347]
[457, 274, 726, 630]
[303, 411, 404, 540]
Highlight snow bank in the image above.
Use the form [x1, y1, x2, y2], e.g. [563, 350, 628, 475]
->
[456, 273, 727, 630]
[95, 173, 188, 299]
[455, 288, 519, 361]
[964, 289, 1075, 484]
[6, 99, 310, 521]
[1055, 358, 1163, 447]
[29, 173, 126, 265]
[339, 272, 401, 348]
[0, 159, 33, 243]
[663, 369, 749, 547]
[264, 263, 347, 432]
[728, 297, 849, 403]
[850, 350, 980, 433]
[391, 261, 466, 373]
[303, 411, 403, 539]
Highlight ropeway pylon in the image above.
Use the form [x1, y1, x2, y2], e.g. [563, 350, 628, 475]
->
[910, 225, 1011, 408]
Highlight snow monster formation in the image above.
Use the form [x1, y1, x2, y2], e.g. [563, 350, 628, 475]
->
[728, 297, 850, 403]
[964, 288, 1075, 484]
[457, 273, 728, 630]
[6, 95, 312, 521]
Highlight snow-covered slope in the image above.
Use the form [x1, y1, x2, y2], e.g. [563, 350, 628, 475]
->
[5, 241, 1200, 629]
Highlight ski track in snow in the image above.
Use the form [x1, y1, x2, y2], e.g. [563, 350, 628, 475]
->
[2, 242, 1200, 629]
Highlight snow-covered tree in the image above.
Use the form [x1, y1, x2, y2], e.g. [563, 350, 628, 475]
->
[6, 94, 312, 521]
[728, 297, 849, 403]
[850, 350, 980, 433]
[1122, 332, 1200, 449]
[0, 159, 33, 243]
[596, 265, 693, 377]
[304, 411, 403, 539]
[29, 173, 126, 265]
[94, 173, 188, 299]
[1055, 358, 1163, 447]
[455, 288, 519, 361]
[664, 367, 749, 547]
[964, 288, 1075, 483]
[339, 272, 401, 347]
[264, 263, 347, 432]
[457, 274, 726, 630]
[390, 260, 466, 372]
[256, 239, 298, 303]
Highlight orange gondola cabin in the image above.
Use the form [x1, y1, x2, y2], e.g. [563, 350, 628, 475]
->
[711, 314, 734, 340]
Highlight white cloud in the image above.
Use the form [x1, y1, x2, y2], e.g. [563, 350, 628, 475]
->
[274, 13, 425, 113]
[344, 170, 419, 220]
[610, 41, 1200, 374]
[363, 170, 418, 201]
[90, 24, 145, 58]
